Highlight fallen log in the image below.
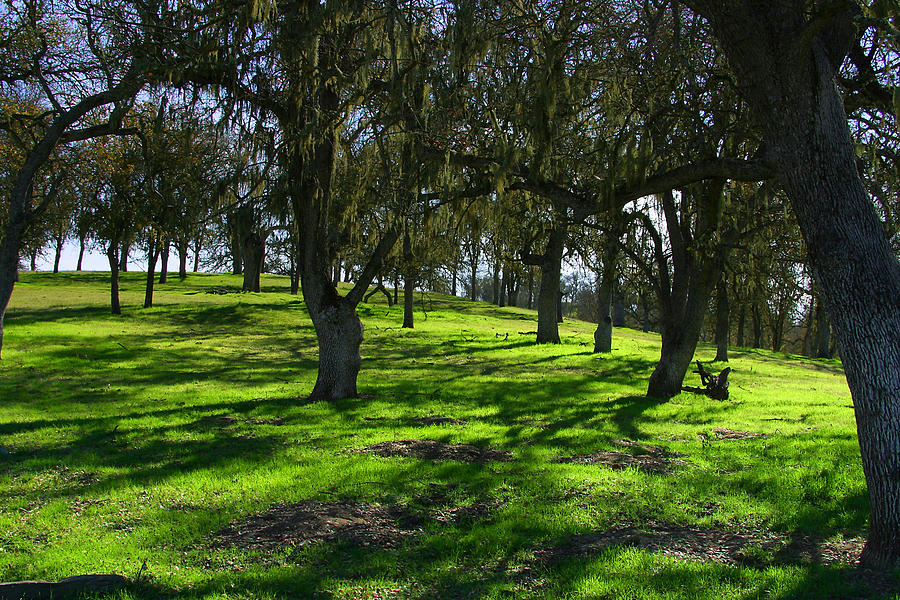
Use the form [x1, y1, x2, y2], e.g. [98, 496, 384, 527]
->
[682, 361, 731, 400]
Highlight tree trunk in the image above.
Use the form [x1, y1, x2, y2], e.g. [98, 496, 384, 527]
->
[177, 240, 189, 280]
[308, 299, 364, 401]
[527, 268, 534, 309]
[647, 279, 717, 397]
[451, 263, 458, 297]
[507, 272, 518, 307]
[736, 304, 745, 347]
[158, 238, 169, 284]
[751, 304, 762, 348]
[499, 268, 507, 307]
[107, 243, 121, 315]
[119, 242, 129, 272]
[241, 232, 264, 292]
[815, 300, 832, 358]
[714, 277, 729, 362]
[30, 250, 37, 271]
[76, 235, 86, 272]
[536, 224, 565, 344]
[52, 236, 63, 273]
[691, 1, 900, 566]
[193, 236, 201, 273]
[593, 236, 618, 353]
[491, 260, 500, 305]
[0, 191, 28, 358]
[402, 274, 414, 329]
[231, 232, 243, 275]
[613, 293, 626, 327]
[144, 234, 159, 309]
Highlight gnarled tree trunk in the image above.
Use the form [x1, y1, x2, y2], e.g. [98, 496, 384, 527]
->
[690, 0, 900, 567]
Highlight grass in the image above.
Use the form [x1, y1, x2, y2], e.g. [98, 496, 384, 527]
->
[0, 271, 891, 599]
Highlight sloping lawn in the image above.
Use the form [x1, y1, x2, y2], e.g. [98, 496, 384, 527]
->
[0, 272, 891, 599]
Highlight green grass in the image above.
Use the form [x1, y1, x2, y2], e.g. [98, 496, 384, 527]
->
[0, 271, 892, 599]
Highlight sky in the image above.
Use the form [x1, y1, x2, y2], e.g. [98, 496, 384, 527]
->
[32, 240, 166, 273]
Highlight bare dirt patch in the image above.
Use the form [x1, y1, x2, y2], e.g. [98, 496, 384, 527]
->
[544, 524, 867, 567]
[712, 427, 765, 440]
[411, 416, 468, 426]
[356, 439, 512, 463]
[212, 501, 423, 550]
[553, 439, 688, 474]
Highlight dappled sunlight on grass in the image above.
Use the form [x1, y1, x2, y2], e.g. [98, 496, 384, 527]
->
[0, 272, 886, 599]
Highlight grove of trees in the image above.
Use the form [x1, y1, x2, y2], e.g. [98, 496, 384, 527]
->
[2, 0, 899, 567]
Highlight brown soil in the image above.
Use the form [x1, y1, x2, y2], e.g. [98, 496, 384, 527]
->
[356, 439, 512, 463]
[553, 439, 688, 474]
[712, 427, 766, 440]
[212, 501, 423, 550]
[411, 417, 468, 426]
[545, 524, 865, 567]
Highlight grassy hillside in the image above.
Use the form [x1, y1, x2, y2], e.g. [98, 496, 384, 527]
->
[0, 272, 889, 599]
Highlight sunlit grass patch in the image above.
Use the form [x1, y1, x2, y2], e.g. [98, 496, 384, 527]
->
[0, 272, 890, 598]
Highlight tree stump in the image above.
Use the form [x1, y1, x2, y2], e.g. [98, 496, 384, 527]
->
[682, 361, 730, 400]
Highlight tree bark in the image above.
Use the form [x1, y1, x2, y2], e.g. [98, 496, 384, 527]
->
[119, 241, 129, 272]
[193, 236, 201, 273]
[535, 224, 566, 344]
[107, 243, 121, 315]
[76, 235, 86, 272]
[751, 304, 762, 348]
[613, 293, 626, 327]
[815, 300, 832, 358]
[402, 231, 414, 328]
[714, 277, 729, 362]
[689, 0, 900, 567]
[158, 238, 169, 284]
[241, 232, 265, 292]
[144, 234, 159, 309]
[593, 234, 618, 353]
[52, 236, 63, 273]
[308, 300, 364, 401]
[736, 304, 745, 347]
[177, 240, 189, 280]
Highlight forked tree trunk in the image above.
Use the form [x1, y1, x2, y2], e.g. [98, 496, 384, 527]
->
[647, 279, 717, 397]
[714, 277, 729, 362]
[308, 300, 364, 401]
